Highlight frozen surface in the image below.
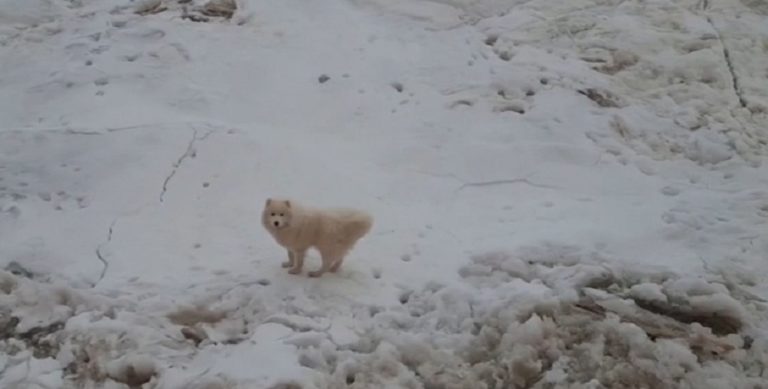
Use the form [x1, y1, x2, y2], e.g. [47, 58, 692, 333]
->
[1, 0, 767, 387]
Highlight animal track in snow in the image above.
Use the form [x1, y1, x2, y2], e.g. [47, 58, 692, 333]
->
[0, 173, 89, 212]
[121, 53, 141, 62]
[484, 34, 498, 46]
[110, 19, 128, 29]
[493, 103, 525, 114]
[495, 49, 513, 61]
[661, 186, 681, 196]
[90, 45, 110, 55]
[137, 29, 166, 41]
[448, 99, 474, 109]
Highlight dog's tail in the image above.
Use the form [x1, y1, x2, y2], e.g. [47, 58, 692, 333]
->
[344, 210, 373, 242]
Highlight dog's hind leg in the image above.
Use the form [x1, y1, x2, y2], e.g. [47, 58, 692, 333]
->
[309, 251, 336, 278]
[282, 250, 295, 268]
[329, 256, 345, 273]
[288, 249, 306, 275]
[330, 243, 355, 273]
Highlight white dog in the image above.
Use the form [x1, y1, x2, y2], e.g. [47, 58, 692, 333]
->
[261, 198, 373, 277]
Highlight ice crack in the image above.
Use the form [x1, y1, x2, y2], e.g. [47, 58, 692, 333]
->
[93, 218, 117, 287]
[410, 169, 559, 192]
[455, 178, 560, 192]
[159, 128, 213, 202]
[706, 16, 747, 109]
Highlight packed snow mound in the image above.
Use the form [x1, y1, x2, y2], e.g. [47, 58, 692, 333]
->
[2, 246, 766, 388]
[310, 249, 766, 388]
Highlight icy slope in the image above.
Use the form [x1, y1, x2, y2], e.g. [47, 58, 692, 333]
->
[0, 0, 766, 387]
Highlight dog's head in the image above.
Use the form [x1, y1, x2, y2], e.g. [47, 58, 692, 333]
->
[262, 198, 293, 230]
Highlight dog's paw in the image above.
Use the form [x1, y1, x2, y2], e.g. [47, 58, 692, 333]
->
[288, 268, 302, 275]
[308, 271, 323, 278]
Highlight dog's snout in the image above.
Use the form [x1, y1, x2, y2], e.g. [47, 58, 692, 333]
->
[273, 221, 280, 227]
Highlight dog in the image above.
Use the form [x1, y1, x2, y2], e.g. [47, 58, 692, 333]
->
[261, 198, 373, 277]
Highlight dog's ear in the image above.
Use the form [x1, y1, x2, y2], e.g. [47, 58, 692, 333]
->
[284, 200, 291, 208]
[265, 198, 272, 206]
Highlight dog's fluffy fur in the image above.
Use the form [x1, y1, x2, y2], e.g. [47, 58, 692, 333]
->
[261, 198, 373, 277]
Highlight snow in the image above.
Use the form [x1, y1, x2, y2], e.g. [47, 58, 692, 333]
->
[629, 282, 668, 304]
[1, 0, 767, 387]
[0, 0, 61, 26]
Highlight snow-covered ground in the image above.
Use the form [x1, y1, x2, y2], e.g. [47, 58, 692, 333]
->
[1, 0, 767, 387]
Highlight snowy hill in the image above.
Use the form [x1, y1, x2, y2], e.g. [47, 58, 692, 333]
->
[1, 0, 767, 387]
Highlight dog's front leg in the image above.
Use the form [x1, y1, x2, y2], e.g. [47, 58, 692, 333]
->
[282, 250, 295, 268]
[288, 250, 306, 274]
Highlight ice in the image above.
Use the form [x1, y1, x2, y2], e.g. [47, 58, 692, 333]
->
[1, 0, 767, 386]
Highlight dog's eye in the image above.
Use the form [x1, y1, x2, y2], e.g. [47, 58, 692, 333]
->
[279, 213, 284, 217]
[271, 213, 276, 216]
